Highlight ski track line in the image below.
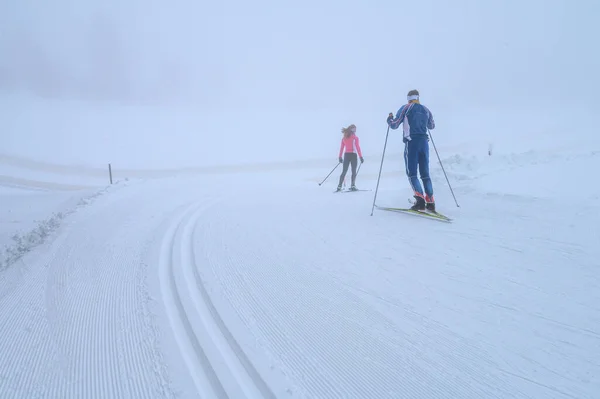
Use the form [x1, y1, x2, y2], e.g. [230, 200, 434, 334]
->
[159, 200, 276, 399]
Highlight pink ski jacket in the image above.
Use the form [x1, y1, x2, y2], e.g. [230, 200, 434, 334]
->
[339, 134, 363, 158]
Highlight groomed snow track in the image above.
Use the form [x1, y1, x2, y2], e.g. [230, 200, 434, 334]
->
[159, 201, 276, 399]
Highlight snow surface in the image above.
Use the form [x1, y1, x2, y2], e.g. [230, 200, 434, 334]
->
[1, 98, 599, 398]
[1, 0, 600, 395]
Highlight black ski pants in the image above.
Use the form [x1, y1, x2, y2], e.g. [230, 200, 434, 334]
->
[338, 152, 358, 186]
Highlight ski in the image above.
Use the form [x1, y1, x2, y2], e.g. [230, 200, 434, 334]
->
[334, 189, 372, 193]
[405, 198, 452, 221]
[375, 205, 452, 222]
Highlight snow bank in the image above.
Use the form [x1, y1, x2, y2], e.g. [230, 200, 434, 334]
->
[0, 182, 126, 271]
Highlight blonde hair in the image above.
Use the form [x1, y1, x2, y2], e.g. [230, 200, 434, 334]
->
[341, 124, 357, 138]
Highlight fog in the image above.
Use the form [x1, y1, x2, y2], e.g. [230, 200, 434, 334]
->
[2, 0, 598, 109]
[1, 0, 599, 167]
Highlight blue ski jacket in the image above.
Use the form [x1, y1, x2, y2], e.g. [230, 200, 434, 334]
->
[388, 102, 435, 142]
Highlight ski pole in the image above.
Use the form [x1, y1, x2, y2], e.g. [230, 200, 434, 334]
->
[370, 125, 391, 216]
[428, 129, 460, 207]
[318, 162, 340, 186]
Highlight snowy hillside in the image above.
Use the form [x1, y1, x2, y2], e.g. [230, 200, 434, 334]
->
[2, 0, 600, 398]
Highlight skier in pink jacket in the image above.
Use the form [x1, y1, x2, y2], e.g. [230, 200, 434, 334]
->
[336, 124, 364, 191]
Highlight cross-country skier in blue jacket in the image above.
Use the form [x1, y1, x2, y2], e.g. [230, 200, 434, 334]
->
[387, 89, 437, 211]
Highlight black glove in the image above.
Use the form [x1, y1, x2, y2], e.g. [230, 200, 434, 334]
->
[387, 112, 394, 124]
[360, 157, 364, 163]
[339, 157, 343, 163]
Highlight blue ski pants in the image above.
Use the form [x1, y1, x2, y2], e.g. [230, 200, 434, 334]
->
[404, 137, 433, 198]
